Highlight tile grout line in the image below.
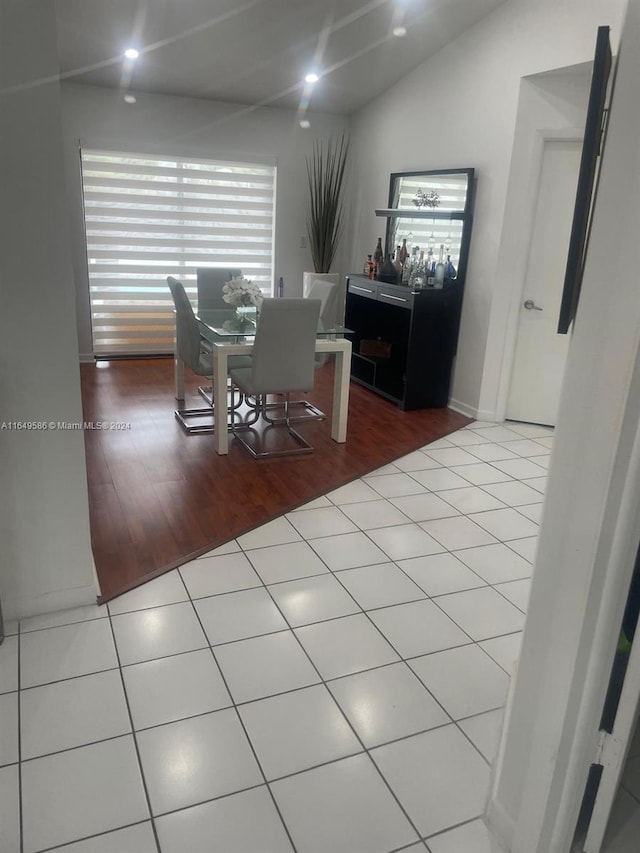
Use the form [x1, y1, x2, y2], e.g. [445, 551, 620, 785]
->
[19, 662, 123, 695]
[390, 839, 430, 853]
[19, 730, 159, 767]
[181, 579, 301, 853]
[117, 781, 265, 827]
[35, 819, 156, 853]
[422, 813, 492, 848]
[19, 612, 106, 637]
[104, 611, 163, 853]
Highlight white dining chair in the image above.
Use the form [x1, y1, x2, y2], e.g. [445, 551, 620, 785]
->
[167, 276, 250, 434]
[196, 267, 242, 311]
[229, 298, 322, 457]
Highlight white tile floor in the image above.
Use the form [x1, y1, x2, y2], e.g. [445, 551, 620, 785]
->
[0, 420, 557, 853]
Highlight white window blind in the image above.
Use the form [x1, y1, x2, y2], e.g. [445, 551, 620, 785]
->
[81, 149, 276, 356]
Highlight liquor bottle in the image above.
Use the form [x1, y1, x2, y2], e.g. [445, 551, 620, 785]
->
[401, 255, 412, 285]
[426, 248, 435, 286]
[398, 239, 408, 267]
[410, 250, 426, 288]
[445, 254, 457, 281]
[434, 244, 446, 287]
[394, 245, 403, 278]
[402, 246, 418, 284]
[373, 237, 384, 270]
[363, 255, 373, 277]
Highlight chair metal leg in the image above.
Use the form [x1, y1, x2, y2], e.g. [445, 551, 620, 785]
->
[174, 406, 216, 434]
[259, 358, 329, 421]
[262, 398, 325, 424]
[198, 385, 213, 405]
[198, 382, 244, 410]
[228, 387, 262, 434]
[230, 393, 314, 458]
[175, 383, 248, 435]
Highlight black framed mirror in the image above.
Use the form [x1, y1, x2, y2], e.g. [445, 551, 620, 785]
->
[388, 169, 474, 214]
[375, 168, 475, 290]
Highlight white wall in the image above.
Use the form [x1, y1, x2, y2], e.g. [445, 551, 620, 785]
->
[59, 83, 350, 357]
[488, 0, 640, 849]
[0, 0, 97, 620]
[348, 0, 627, 415]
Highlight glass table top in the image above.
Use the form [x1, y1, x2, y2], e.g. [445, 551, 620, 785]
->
[197, 308, 352, 342]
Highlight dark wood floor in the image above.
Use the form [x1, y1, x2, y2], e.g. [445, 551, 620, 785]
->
[80, 358, 472, 602]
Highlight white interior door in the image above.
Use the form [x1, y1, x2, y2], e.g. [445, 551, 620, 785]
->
[506, 139, 582, 426]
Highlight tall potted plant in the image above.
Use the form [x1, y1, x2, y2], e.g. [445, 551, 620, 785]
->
[303, 132, 350, 297]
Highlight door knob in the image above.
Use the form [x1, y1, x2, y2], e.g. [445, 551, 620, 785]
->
[523, 299, 543, 311]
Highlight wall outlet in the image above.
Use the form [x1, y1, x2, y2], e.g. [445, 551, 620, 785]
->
[299, 235, 307, 249]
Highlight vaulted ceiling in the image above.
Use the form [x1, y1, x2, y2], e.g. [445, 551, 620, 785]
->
[54, 0, 507, 115]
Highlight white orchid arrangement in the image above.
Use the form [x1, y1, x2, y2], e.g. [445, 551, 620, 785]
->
[222, 276, 264, 308]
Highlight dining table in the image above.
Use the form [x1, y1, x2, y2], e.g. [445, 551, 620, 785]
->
[173, 307, 353, 455]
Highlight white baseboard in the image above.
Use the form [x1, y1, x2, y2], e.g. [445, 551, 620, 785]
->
[475, 408, 501, 423]
[448, 397, 478, 418]
[449, 397, 500, 423]
[4, 583, 99, 622]
[79, 353, 95, 363]
[485, 798, 515, 852]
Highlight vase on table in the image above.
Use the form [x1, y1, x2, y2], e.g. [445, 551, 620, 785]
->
[235, 305, 257, 330]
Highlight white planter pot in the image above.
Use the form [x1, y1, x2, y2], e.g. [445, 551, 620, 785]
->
[303, 271, 339, 298]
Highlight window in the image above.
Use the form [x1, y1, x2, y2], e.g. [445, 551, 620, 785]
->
[81, 149, 276, 355]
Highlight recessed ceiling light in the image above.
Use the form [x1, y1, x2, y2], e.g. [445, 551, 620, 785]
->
[124, 48, 139, 60]
[124, 94, 137, 104]
[299, 119, 311, 128]
[304, 72, 319, 84]
[392, 26, 407, 37]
